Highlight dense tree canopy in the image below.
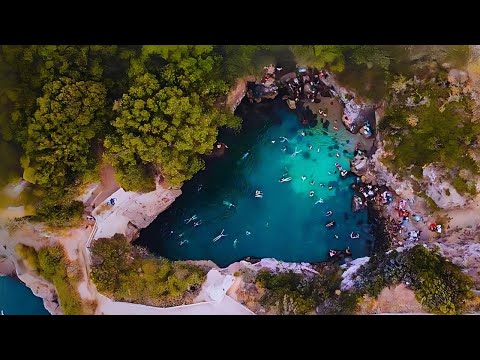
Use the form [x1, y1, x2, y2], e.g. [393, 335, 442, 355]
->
[22, 77, 107, 189]
[105, 46, 241, 189]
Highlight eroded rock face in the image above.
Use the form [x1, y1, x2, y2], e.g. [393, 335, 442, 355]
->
[422, 164, 467, 209]
[352, 195, 366, 212]
[351, 153, 369, 176]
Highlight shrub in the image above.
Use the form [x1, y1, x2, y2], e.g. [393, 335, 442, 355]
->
[354, 245, 474, 314]
[255, 266, 359, 315]
[16, 244, 84, 315]
[90, 234, 207, 307]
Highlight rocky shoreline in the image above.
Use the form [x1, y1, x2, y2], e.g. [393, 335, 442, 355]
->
[4, 56, 480, 314]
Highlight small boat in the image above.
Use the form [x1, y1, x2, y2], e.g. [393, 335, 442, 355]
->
[279, 177, 292, 183]
[325, 211, 333, 216]
[340, 170, 348, 177]
[326, 221, 336, 228]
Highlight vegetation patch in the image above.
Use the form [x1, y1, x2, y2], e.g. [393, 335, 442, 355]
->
[16, 243, 85, 314]
[255, 265, 360, 315]
[90, 234, 207, 307]
[354, 245, 473, 314]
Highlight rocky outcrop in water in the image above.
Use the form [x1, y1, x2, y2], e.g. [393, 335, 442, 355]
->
[350, 153, 369, 176]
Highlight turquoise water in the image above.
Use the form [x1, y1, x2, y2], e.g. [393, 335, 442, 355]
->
[137, 99, 373, 267]
[0, 276, 49, 315]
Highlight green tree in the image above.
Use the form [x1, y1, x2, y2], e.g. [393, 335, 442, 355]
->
[21, 77, 107, 191]
[106, 46, 241, 190]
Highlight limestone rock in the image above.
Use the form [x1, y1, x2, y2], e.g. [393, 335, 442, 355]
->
[351, 153, 369, 176]
[422, 164, 467, 209]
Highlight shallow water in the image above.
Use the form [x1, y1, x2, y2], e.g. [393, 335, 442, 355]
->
[136, 99, 373, 267]
[0, 276, 49, 315]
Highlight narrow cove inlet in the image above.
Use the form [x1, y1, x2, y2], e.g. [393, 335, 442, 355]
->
[136, 97, 374, 267]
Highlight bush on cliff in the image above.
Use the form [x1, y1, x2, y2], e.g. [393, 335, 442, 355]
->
[255, 266, 360, 315]
[90, 234, 207, 307]
[16, 243, 84, 315]
[355, 245, 474, 314]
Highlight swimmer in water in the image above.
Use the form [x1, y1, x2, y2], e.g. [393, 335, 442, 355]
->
[246, 231, 251, 235]
[336, 153, 340, 157]
[320, 183, 325, 187]
[325, 210, 333, 216]
[328, 171, 332, 175]
[184, 214, 198, 224]
[301, 131, 306, 136]
[212, 229, 227, 242]
[179, 239, 189, 246]
[308, 145, 313, 150]
[233, 239, 238, 248]
[334, 234, 339, 239]
[291, 147, 302, 157]
[193, 220, 202, 227]
[310, 180, 315, 185]
[315, 198, 324, 204]
[301, 176, 306, 181]
[328, 186, 333, 190]
[197, 184, 203, 192]
[317, 148, 320, 152]
[281, 146, 287, 151]
[310, 191, 314, 197]
[279, 136, 289, 143]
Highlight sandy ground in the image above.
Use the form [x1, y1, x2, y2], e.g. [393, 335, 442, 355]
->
[357, 284, 426, 314]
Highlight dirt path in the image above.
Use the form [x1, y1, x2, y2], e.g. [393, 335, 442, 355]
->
[84, 163, 120, 212]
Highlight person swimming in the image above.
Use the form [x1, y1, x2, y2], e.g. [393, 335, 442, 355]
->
[317, 148, 320, 152]
[333, 126, 339, 131]
[179, 239, 189, 246]
[335, 162, 341, 168]
[241, 151, 250, 160]
[326, 221, 336, 228]
[223, 200, 236, 208]
[279, 177, 292, 183]
[279, 136, 289, 143]
[315, 198, 324, 204]
[281, 146, 287, 151]
[233, 239, 238, 248]
[310, 180, 315, 185]
[184, 214, 197, 224]
[310, 191, 314, 197]
[255, 190, 263, 198]
[291, 147, 302, 157]
[193, 220, 202, 227]
[320, 183, 325, 187]
[350, 232, 360, 239]
[334, 234, 339, 239]
[336, 153, 340, 157]
[325, 210, 333, 216]
[301, 131, 306, 136]
[271, 140, 276, 144]
[246, 231, 251, 235]
[328, 186, 333, 190]
[301, 176, 306, 181]
[340, 170, 348, 177]
[212, 229, 227, 242]
[328, 171, 332, 175]
[308, 145, 313, 150]
[197, 184, 203, 192]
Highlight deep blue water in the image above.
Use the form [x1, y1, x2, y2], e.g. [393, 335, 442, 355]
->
[0, 276, 49, 315]
[136, 99, 373, 267]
